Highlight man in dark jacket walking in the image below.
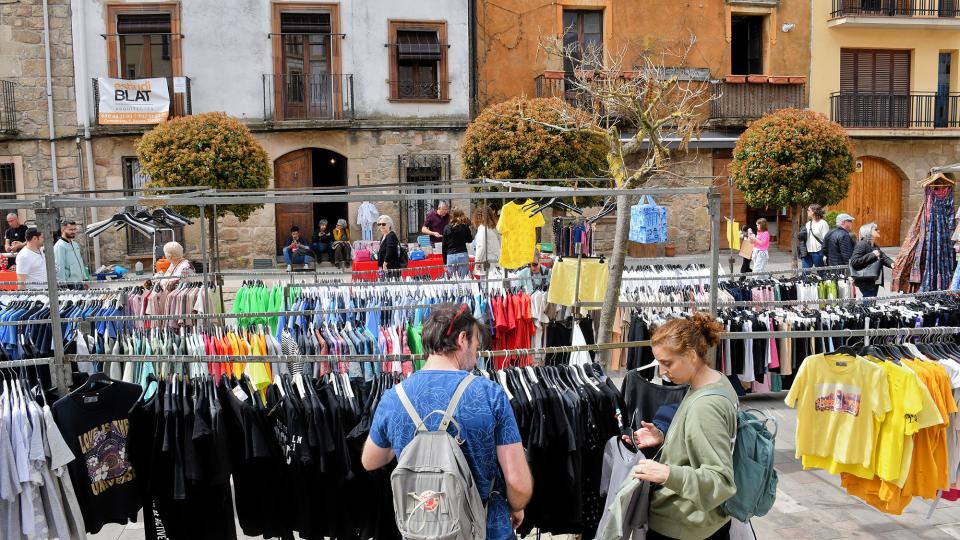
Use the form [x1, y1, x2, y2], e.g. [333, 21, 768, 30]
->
[824, 213, 856, 266]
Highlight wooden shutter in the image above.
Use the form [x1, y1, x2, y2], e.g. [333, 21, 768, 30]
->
[840, 50, 856, 92]
[840, 49, 911, 93]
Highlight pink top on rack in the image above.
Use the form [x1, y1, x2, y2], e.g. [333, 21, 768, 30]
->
[752, 231, 770, 251]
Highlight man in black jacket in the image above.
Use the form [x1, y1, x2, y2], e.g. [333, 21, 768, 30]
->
[824, 213, 856, 266]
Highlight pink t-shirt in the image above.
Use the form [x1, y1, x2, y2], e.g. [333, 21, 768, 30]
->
[753, 231, 770, 251]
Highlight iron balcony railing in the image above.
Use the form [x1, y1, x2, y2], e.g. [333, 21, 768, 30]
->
[0, 80, 16, 134]
[263, 73, 354, 121]
[710, 80, 805, 119]
[388, 80, 448, 101]
[830, 91, 960, 128]
[831, 0, 960, 17]
[91, 76, 192, 125]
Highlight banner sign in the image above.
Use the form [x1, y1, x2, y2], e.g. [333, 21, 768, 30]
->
[97, 78, 169, 125]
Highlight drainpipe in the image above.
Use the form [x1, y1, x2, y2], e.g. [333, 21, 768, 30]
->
[73, 0, 101, 268]
[468, 0, 478, 118]
[41, 0, 59, 192]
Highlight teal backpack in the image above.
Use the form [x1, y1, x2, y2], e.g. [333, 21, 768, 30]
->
[691, 390, 778, 522]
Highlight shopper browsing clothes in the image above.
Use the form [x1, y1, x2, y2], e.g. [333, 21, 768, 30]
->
[4, 212, 27, 268]
[800, 204, 829, 269]
[626, 314, 738, 540]
[442, 208, 473, 277]
[54, 219, 88, 285]
[850, 222, 893, 298]
[514, 252, 550, 294]
[361, 303, 533, 539]
[472, 206, 501, 276]
[16, 227, 46, 289]
[283, 226, 315, 271]
[421, 201, 450, 240]
[748, 218, 770, 272]
[155, 241, 194, 290]
[824, 213, 856, 266]
[376, 215, 400, 277]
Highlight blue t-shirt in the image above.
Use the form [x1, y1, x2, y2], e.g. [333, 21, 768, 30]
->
[370, 370, 522, 540]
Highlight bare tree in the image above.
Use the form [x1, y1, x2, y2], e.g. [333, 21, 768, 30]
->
[529, 35, 715, 360]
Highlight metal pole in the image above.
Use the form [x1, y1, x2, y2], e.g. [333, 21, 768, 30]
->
[573, 242, 583, 313]
[728, 177, 736, 274]
[198, 204, 208, 330]
[36, 205, 69, 393]
[708, 191, 720, 317]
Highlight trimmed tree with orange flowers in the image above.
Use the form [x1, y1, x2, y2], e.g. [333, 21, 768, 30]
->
[730, 109, 855, 265]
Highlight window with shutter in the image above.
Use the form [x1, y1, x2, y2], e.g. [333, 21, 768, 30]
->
[388, 21, 449, 102]
[838, 49, 911, 127]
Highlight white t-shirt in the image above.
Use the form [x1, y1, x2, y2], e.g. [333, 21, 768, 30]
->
[16, 247, 47, 286]
[806, 219, 829, 253]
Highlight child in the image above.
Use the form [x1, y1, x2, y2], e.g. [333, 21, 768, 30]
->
[739, 224, 753, 273]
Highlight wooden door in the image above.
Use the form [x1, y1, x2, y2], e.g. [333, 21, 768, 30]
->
[712, 151, 746, 250]
[275, 149, 313, 254]
[832, 156, 902, 247]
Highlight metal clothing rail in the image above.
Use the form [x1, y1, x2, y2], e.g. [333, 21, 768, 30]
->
[584, 288, 959, 309]
[61, 303, 452, 324]
[718, 326, 960, 340]
[65, 340, 656, 364]
[0, 357, 53, 369]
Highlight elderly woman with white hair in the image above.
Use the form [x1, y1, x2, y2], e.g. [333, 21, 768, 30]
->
[155, 241, 193, 290]
[376, 215, 401, 275]
[849, 222, 893, 298]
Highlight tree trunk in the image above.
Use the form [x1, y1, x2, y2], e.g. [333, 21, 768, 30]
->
[596, 193, 631, 364]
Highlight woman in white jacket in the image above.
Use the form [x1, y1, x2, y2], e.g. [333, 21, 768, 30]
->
[472, 206, 501, 276]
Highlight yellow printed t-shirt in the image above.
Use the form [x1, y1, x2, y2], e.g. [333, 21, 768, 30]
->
[840, 360, 928, 510]
[546, 258, 609, 306]
[785, 353, 891, 469]
[496, 201, 545, 270]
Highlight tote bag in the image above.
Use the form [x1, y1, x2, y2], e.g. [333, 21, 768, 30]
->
[629, 195, 668, 244]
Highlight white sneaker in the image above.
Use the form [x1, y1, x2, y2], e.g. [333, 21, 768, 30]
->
[303, 263, 310, 269]
[286, 264, 292, 272]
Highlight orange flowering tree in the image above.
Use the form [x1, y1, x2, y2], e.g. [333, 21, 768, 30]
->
[730, 109, 855, 262]
[136, 112, 270, 270]
[136, 112, 270, 221]
[462, 96, 607, 206]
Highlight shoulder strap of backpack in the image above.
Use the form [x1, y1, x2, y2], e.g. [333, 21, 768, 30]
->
[395, 381, 427, 433]
[439, 374, 475, 432]
[688, 388, 737, 407]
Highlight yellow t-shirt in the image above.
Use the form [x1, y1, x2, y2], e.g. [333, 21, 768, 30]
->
[496, 201, 545, 270]
[840, 360, 928, 510]
[546, 258, 609, 306]
[785, 353, 891, 469]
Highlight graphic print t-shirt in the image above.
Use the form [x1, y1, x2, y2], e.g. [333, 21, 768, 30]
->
[370, 370, 522, 540]
[52, 381, 143, 533]
[785, 353, 891, 469]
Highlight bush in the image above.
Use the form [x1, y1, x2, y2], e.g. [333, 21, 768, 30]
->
[136, 112, 271, 221]
[461, 97, 608, 206]
[730, 109, 855, 210]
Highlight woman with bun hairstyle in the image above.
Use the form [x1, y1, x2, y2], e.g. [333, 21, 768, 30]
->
[630, 313, 738, 540]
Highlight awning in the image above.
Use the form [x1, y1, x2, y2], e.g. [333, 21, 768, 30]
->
[397, 31, 441, 61]
[625, 129, 742, 150]
[117, 14, 171, 34]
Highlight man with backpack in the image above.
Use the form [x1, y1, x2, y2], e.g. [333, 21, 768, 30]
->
[362, 303, 533, 539]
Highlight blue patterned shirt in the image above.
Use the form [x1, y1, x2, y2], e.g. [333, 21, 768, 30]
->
[370, 370, 522, 540]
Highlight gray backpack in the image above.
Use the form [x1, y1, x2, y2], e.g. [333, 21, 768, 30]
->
[392, 374, 487, 540]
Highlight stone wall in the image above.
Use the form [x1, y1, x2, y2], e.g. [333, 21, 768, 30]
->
[849, 138, 960, 245]
[0, 0, 81, 209]
[89, 126, 466, 268]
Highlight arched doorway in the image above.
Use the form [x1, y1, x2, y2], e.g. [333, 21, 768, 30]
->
[274, 148, 348, 255]
[832, 156, 903, 247]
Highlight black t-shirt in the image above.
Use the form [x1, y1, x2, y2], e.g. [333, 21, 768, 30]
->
[5, 224, 26, 249]
[51, 380, 144, 534]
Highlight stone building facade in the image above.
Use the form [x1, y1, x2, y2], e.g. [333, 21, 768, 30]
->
[0, 0, 83, 220]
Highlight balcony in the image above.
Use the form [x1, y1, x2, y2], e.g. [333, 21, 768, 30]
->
[92, 76, 192, 126]
[534, 71, 593, 111]
[710, 76, 806, 124]
[0, 80, 15, 137]
[830, 0, 960, 28]
[830, 91, 960, 130]
[263, 73, 354, 122]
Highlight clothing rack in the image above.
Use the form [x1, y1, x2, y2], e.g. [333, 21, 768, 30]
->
[583, 288, 957, 309]
[0, 357, 53, 369]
